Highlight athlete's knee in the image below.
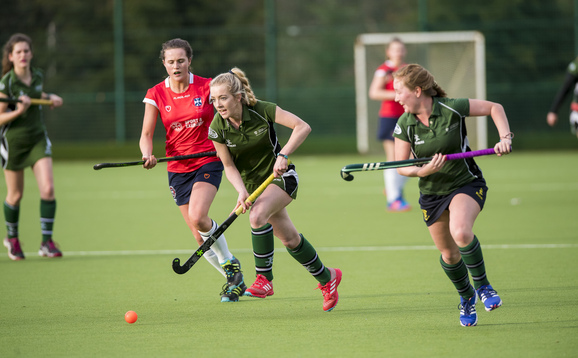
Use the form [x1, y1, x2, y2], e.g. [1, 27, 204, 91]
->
[450, 227, 474, 247]
[39, 187, 55, 200]
[189, 211, 211, 232]
[440, 249, 462, 265]
[249, 209, 270, 229]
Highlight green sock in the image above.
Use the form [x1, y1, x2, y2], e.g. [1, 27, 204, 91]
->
[287, 234, 331, 285]
[4, 201, 19, 239]
[251, 223, 275, 281]
[40, 199, 56, 243]
[459, 236, 490, 289]
[440, 256, 475, 299]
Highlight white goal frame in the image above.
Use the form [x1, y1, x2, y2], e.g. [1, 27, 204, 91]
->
[354, 31, 486, 154]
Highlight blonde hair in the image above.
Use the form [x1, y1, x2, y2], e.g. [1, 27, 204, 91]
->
[210, 67, 258, 106]
[2, 33, 33, 76]
[393, 63, 447, 98]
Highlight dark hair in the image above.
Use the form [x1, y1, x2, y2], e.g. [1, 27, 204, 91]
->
[2, 33, 33, 76]
[210, 67, 258, 106]
[159, 38, 193, 62]
[394, 63, 447, 98]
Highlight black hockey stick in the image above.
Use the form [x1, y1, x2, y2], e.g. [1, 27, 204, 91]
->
[340, 148, 498, 181]
[172, 169, 281, 274]
[93, 151, 217, 170]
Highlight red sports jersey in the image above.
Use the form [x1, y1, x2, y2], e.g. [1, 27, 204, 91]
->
[374, 60, 405, 118]
[143, 73, 220, 173]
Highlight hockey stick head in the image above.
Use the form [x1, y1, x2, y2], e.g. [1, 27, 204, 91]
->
[340, 168, 355, 181]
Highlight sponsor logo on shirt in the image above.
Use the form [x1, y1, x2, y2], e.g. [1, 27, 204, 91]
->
[225, 139, 236, 147]
[414, 134, 424, 145]
[185, 118, 203, 128]
[254, 127, 267, 136]
[173, 94, 191, 100]
[446, 123, 459, 132]
[394, 123, 402, 135]
[171, 122, 183, 131]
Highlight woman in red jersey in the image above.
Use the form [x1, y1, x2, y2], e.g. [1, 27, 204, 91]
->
[139, 38, 245, 302]
[369, 38, 411, 212]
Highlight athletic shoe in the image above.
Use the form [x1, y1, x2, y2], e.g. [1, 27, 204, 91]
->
[38, 239, 62, 258]
[459, 295, 478, 327]
[244, 274, 274, 298]
[476, 285, 502, 312]
[4, 237, 25, 261]
[387, 198, 411, 212]
[220, 257, 246, 302]
[316, 267, 342, 312]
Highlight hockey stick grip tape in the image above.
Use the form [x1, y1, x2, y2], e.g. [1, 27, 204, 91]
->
[233, 159, 291, 216]
[445, 148, 496, 161]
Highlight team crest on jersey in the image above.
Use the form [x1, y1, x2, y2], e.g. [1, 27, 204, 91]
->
[194, 97, 202, 107]
[208, 127, 218, 139]
[165, 105, 171, 112]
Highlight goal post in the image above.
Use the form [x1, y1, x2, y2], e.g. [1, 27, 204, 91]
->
[354, 31, 486, 154]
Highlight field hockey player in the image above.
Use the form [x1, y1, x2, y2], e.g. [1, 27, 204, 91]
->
[392, 64, 511, 326]
[208, 67, 342, 312]
[139, 39, 245, 302]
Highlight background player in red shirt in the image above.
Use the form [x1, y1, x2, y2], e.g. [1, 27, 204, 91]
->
[369, 38, 411, 212]
[139, 38, 245, 302]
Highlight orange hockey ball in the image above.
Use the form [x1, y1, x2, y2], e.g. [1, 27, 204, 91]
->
[125, 310, 138, 324]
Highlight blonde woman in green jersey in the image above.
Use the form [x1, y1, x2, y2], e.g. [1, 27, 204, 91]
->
[208, 67, 342, 312]
[392, 64, 512, 327]
[0, 33, 63, 260]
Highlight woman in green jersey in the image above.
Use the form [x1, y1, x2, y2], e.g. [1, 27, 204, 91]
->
[392, 64, 512, 327]
[208, 67, 342, 312]
[0, 33, 63, 260]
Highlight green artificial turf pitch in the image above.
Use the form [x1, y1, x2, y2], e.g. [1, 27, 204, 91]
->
[1, 151, 577, 357]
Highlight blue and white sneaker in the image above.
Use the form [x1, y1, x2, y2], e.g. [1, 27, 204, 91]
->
[220, 257, 246, 302]
[459, 295, 478, 327]
[477, 285, 502, 311]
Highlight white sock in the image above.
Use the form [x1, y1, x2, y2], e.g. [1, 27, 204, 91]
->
[199, 219, 234, 264]
[384, 169, 408, 204]
[203, 249, 226, 277]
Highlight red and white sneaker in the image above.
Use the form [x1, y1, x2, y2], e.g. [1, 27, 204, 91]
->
[38, 239, 62, 258]
[4, 237, 25, 261]
[317, 267, 342, 312]
[244, 274, 274, 298]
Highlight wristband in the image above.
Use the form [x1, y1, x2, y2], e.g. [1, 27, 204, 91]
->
[277, 153, 288, 159]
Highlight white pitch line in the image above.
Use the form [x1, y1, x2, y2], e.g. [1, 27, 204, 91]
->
[5, 243, 577, 258]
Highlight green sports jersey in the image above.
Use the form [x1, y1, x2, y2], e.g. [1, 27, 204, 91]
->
[393, 97, 484, 195]
[0, 67, 47, 140]
[208, 100, 282, 187]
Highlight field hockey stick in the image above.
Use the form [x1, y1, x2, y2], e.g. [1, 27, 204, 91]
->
[93, 151, 217, 170]
[0, 97, 54, 106]
[340, 148, 498, 181]
[172, 163, 287, 275]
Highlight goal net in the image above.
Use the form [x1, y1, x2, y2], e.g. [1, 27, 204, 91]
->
[354, 31, 486, 154]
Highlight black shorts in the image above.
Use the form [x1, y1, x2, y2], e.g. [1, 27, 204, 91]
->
[168, 161, 223, 206]
[377, 116, 399, 141]
[419, 178, 488, 227]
